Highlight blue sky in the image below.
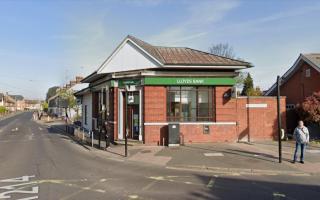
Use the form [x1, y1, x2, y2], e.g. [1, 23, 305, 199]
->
[1, 0, 320, 99]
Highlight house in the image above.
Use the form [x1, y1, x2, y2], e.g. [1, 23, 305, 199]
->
[2, 94, 16, 112]
[0, 93, 4, 107]
[77, 35, 286, 145]
[9, 95, 24, 111]
[74, 87, 92, 131]
[25, 100, 42, 110]
[48, 76, 88, 120]
[265, 53, 320, 134]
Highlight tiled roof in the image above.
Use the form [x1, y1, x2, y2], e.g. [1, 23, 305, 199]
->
[128, 35, 251, 67]
[9, 95, 24, 101]
[264, 53, 320, 96]
[303, 53, 320, 69]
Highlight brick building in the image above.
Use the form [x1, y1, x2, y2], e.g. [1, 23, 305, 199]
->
[76, 35, 286, 145]
[265, 53, 320, 134]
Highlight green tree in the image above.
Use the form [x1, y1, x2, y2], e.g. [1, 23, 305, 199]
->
[58, 88, 78, 121]
[0, 106, 7, 114]
[42, 102, 49, 113]
[46, 86, 59, 101]
[241, 73, 254, 96]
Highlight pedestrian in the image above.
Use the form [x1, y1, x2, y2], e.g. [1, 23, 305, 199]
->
[292, 120, 309, 164]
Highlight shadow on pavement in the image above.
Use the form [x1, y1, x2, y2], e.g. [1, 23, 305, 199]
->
[46, 125, 90, 151]
[188, 174, 320, 200]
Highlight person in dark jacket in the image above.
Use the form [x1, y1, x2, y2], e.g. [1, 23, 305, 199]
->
[292, 120, 309, 164]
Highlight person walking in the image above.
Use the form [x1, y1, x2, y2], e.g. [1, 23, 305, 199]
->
[292, 120, 309, 164]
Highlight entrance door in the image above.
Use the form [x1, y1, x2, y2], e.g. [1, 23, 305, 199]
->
[127, 105, 139, 140]
[122, 91, 140, 140]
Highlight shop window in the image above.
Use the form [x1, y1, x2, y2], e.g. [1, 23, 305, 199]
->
[167, 86, 214, 122]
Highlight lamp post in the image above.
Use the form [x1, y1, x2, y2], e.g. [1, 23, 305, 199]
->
[276, 76, 282, 163]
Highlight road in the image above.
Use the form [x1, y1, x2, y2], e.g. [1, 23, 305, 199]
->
[0, 112, 320, 200]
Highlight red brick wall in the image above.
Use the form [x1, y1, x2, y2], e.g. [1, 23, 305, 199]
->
[180, 124, 237, 143]
[281, 62, 320, 105]
[141, 86, 287, 145]
[215, 87, 236, 122]
[143, 86, 167, 144]
[236, 97, 286, 141]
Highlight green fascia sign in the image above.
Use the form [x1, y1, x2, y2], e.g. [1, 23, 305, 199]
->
[144, 77, 236, 86]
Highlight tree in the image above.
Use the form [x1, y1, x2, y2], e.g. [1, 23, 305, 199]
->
[235, 72, 247, 90]
[209, 43, 235, 59]
[42, 102, 48, 113]
[240, 73, 262, 96]
[58, 88, 78, 121]
[241, 73, 254, 96]
[46, 86, 59, 101]
[0, 106, 7, 114]
[297, 92, 320, 124]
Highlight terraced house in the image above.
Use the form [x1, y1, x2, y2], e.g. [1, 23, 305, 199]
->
[76, 35, 286, 145]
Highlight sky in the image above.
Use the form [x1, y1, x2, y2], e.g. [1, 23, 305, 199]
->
[0, 0, 320, 100]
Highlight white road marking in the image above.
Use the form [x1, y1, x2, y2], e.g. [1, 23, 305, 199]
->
[38, 127, 42, 131]
[0, 176, 35, 183]
[17, 196, 38, 200]
[0, 175, 38, 199]
[273, 192, 286, 198]
[128, 194, 139, 199]
[204, 152, 224, 157]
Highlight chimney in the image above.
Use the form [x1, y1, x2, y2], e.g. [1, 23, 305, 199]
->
[76, 76, 83, 83]
[70, 81, 76, 87]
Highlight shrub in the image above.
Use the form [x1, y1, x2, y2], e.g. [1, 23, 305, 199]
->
[297, 91, 320, 124]
[0, 106, 7, 114]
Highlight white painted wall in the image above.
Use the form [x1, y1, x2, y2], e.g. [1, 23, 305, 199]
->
[98, 41, 160, 74]
[82, 93, 92, 131]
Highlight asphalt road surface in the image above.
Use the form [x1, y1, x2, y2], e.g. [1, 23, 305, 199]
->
[0, 112, 320, 200]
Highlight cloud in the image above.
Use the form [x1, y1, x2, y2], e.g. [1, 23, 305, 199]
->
[149, 0, 239, 46]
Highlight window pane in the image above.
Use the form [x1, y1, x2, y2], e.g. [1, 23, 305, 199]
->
[167, 89, 181, 121]
[167, 86, 214, 122]
[198, 88, 212, 121]
[181, 89, 196, 121]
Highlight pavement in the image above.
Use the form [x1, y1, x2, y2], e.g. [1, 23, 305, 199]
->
[40, 119, 320, 176]
[1, 112, 320, 199]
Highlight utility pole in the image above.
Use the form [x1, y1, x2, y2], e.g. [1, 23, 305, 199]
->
[276, 76, 282, 163]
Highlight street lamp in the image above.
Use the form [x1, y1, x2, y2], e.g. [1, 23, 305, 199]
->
[276, 76, 282, 163]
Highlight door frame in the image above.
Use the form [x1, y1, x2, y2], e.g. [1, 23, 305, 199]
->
[118, 87, 143, 141]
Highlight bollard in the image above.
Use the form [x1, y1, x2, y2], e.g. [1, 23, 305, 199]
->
[91, 131, 94, 147]
[82, 128, 85, 142]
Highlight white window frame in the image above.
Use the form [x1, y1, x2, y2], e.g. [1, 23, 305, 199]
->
[306, 68, 311, 78]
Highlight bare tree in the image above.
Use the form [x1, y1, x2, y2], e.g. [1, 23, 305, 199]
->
[209, 43, 235, 59]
